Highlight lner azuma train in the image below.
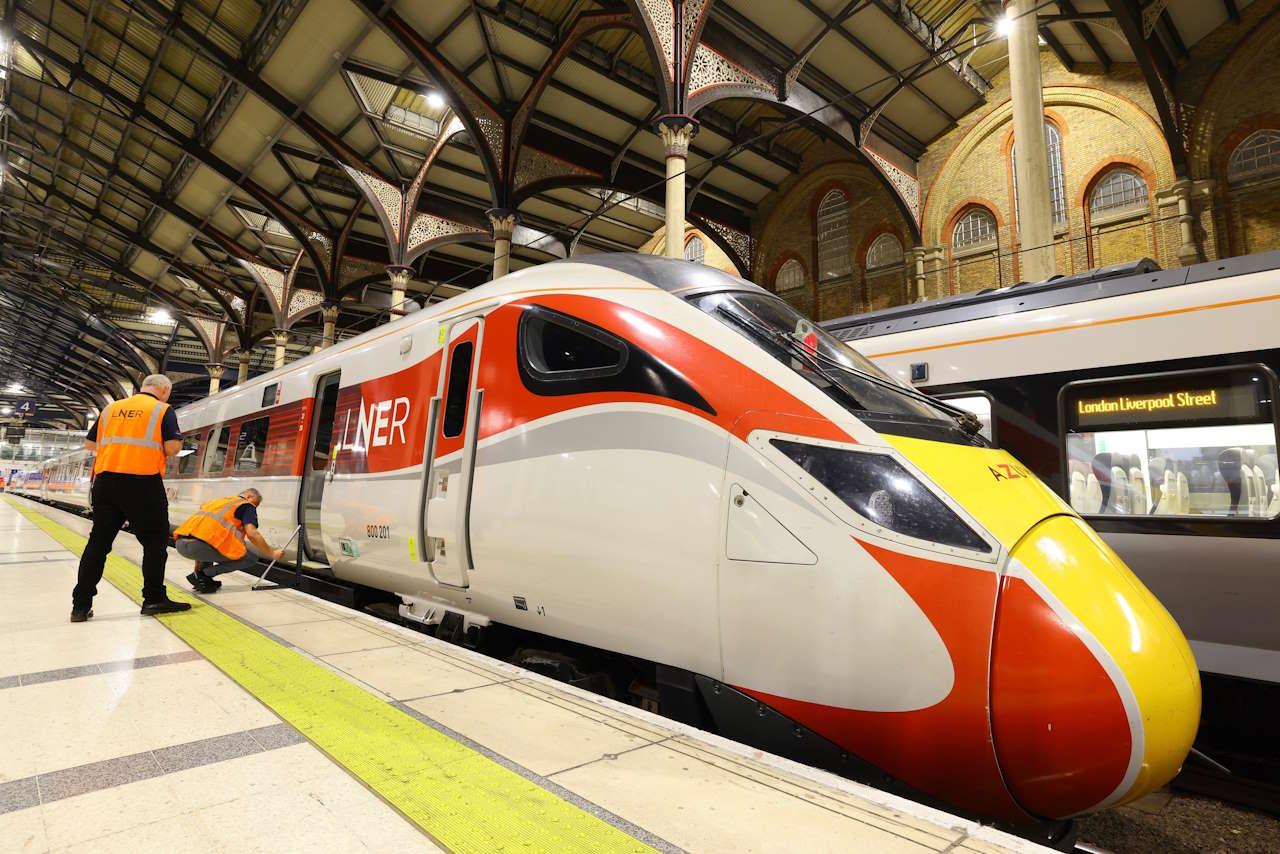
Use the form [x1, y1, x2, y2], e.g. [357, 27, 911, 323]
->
[29, 255, 1200, 838]
[824, 249, 1280, 790]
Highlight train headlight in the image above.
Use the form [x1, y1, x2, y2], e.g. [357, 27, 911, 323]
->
[771, 439, 991, 553]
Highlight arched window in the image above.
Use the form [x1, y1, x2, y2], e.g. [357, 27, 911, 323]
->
[865, 233, 904, 270]
[1011, 121, 1067, 227]
[1228, 130, 1280, 182]
[683, 235, 706, 264]
[1089, 168, 1149, 216]
[774, 259, 805, 292]
[816, 190, 852, 281]
[952, 208, 998, 251]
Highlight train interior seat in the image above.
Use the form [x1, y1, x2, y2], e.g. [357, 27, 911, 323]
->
[1177, 471, 1190, 515]
[1085, 472, 1104, 514]
[1262, 454, 1280, 516]
[1109, 465, 1131, 513]
[1069, 470, 1088, 512]
[1127, 455, 1148, 514]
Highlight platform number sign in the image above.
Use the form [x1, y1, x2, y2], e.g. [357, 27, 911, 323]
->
[15, 400, 37, 416]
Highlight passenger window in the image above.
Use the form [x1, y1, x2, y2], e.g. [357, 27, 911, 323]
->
[442, 341, 474, 438]
[1062, 366, 1279, 518]
[519, 307, 626, 380]
[203, 426, 232, 474]
[177, 434, 203, 474]
[261, 383, 279, 408]
[235, 417, 271, 471]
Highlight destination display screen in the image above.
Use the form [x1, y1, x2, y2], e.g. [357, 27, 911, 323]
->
[1064, 367, 1274, 432]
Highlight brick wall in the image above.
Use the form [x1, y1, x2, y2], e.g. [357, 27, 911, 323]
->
[702, 1, 1280, 323]
[751, 151, 913, 320]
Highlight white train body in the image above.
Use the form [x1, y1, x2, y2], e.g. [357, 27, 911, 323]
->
[31, 256, 1201, 826]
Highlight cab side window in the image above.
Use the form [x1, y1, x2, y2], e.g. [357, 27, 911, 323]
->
[235, 417, 271, 471]
[177, 434, 203, 475]
[202, 426, 232, 474]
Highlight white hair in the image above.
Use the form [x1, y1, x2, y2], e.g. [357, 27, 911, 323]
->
[140, 374, 172, 393]
[239, 488, 263, 502]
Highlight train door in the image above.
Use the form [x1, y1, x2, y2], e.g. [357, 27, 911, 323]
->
[298, 371, 341, 563]
[423, 318, 484, 588]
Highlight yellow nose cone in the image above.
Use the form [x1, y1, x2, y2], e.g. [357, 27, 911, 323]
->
[1012, 516, 1200, 807]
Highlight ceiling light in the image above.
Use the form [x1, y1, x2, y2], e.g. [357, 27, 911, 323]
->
[425, 91, 445, 110]
[996, 14, 1014, 37]
[0, 407, 11, 416]
[150, 308, 172, 324]
[6, 383, 22, 394]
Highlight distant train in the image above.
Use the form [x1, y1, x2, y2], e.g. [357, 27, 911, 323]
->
[5, 452, 93, 510]
[19, 255, 1200, 838]
[824, 249, 1280, 698]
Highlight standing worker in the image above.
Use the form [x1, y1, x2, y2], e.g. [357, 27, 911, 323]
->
[173, 488, 286, 593]
[70, 374, 190, 622]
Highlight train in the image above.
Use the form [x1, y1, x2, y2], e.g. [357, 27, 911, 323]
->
[824, 249, 1280, 793]
[4, 451, 94, 507]
[15, 254, 1200, 839]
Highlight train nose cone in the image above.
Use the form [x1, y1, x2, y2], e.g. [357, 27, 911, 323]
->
[991, 515, 1200, 819]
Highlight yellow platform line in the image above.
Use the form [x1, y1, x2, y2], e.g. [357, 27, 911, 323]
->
[10, 498, 653, 854]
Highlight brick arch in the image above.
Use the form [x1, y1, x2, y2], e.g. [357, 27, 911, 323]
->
[998, 109, 1070, 158]
[1076, 155, 1157, 211]
[923, 87, 1173, 248]
[1077, 156, 1159, 268]
[943, 199, 1003, 296]
[752, 158, 906, 313]
[766, 251, 808, 293]
[1189, 5, 1280, 180]
[856, 223, 907, 311]
[1213, 115, 1280, 184]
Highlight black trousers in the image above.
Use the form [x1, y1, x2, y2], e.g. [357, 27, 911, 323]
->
[72, 472, 171, 608]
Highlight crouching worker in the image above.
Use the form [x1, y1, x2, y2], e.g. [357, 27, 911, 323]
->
[173, 489, 286, 593]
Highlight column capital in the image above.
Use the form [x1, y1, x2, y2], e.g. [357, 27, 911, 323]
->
[205, 362, 225, 376]
[236, 349, 251, 363]
[272, 328, 289, 343]
[486, 208, 518, 241]
[321, 303, 340, 322]
[386, 265, 413, 290]
[655, 115, 699, 159]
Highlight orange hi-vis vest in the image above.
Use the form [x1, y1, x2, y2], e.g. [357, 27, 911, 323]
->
[174, 495, 251, 560]
[93, 392, 170, 476]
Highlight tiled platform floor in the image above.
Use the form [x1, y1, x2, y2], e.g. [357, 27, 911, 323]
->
[0, 496, 1047, 854]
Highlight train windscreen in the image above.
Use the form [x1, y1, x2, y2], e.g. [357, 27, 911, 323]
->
[692, 290, 977, 443]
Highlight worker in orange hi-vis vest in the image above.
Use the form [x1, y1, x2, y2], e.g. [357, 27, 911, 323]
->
[71, 374, 190, 622]
[173, 488, 285, 594]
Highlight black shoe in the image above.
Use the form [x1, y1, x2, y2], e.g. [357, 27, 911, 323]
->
[70, 608, 93, 623]
[186, 571, 217, 593]
[141, 598, 192, 616]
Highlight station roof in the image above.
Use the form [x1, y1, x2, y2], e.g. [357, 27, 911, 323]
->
[0, 0, 1245, 424]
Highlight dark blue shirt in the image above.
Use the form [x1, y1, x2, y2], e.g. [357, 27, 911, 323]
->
[234, 503, 259, 529]
[87, 392, 181, 442]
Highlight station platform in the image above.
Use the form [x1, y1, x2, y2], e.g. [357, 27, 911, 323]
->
[0, 495, 1047, 854]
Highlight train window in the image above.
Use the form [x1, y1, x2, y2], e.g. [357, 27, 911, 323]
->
[261, 383, 279, 408]
[442, 341, 474, 438]
[694, 291, 968, 436]
[176, 434, 203, 474]
[1061, 366, 1279, 519]
[312, 378, 340, 470]
[203, 426, 232, 474]
[518, 306, 626, 380]
[235, 417, 271, 471]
